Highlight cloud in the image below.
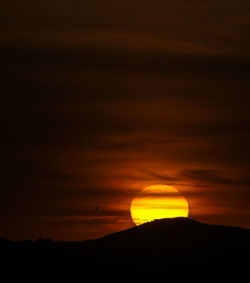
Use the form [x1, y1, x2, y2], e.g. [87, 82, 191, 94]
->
[180, 169, 250, 188]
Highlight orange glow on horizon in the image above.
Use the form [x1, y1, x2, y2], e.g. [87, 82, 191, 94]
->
[130, 185, 189, 225]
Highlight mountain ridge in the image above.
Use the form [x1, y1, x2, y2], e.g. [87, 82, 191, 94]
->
[1, 217, 249, 244]
[86, 217, 250, 254]
[91, 217, 250, 246]
[0, 218, 250, 281]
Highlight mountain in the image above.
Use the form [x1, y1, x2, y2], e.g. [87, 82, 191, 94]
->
[1, 218, 250, 281]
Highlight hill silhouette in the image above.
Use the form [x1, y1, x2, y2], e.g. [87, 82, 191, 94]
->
[1, 218, 250, 281]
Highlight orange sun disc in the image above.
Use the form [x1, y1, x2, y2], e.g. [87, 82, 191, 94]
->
[130, 184, 189, 225]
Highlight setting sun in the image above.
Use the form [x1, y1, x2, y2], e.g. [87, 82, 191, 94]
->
[130, 185, 189, 225]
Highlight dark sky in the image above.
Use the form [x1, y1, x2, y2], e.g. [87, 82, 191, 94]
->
[1, 0, 250, 240]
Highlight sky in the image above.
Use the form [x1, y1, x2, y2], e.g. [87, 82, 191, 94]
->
[1, 0, 250, 240]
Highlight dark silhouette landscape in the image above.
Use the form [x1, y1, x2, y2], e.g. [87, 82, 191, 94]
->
[1, 218, 250, 281]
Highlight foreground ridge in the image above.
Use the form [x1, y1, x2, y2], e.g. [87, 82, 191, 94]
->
[0, 218, 249, 281]
[99, 217, 248, 241]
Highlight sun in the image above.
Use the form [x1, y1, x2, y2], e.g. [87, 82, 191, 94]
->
[130, 184, 189, 225]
